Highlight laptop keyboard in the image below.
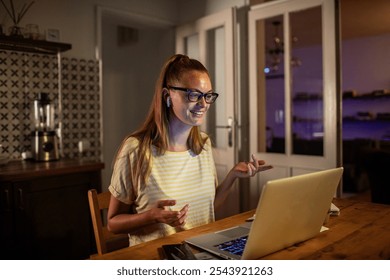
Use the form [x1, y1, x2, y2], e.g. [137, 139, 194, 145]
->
[215, 236, 248, 256]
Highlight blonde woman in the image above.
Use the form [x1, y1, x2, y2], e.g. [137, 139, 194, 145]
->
[107, 54, 272, 246]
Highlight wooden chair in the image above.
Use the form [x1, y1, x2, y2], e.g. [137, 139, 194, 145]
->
[87, 189, 129, 256]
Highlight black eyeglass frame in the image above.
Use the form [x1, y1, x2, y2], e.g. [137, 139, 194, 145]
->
[167, 85, 219, 104]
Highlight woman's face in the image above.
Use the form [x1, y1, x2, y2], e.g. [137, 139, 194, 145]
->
[168, 70, 213, 128]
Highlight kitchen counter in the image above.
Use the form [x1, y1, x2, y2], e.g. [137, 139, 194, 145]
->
[0, 159, 104, 181]
[0, 159, 104, 259]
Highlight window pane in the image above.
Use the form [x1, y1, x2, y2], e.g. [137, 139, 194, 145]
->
[290, 6, 324, 156]
[257, 15, 286, 154]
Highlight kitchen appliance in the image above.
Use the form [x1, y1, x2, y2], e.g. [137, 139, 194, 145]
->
[31, 93, 59, 161]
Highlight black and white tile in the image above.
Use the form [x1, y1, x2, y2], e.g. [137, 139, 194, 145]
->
[0, 50, 101, 161]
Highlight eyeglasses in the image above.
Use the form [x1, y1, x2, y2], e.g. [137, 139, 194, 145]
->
[167, 86, 219, 104]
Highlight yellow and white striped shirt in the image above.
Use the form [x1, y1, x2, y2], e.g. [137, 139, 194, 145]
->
[109, 136, 217, 246]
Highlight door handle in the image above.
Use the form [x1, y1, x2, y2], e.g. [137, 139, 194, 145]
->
[215, 117, 233, 147]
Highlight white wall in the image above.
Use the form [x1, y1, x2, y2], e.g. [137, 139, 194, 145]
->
[341, 34, 390, 93]
[1, 0, 179, 59]
[177, 0, 248, 22]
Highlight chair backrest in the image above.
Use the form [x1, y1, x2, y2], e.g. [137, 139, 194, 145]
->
[88, 189, 129, 255]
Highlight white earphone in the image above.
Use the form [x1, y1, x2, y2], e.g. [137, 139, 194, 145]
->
[167, 96, 171, 108]
[163, 88, 171, 108]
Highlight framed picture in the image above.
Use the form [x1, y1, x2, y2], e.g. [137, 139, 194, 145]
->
[46, 29, 60, 42]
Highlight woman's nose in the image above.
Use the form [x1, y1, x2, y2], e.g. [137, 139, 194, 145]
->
[196, 95, 207, 107]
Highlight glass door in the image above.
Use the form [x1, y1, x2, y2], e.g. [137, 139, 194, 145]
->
[248, 0, 340, 208]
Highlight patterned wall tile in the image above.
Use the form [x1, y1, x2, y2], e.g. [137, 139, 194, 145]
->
[0, 50, 101, 161]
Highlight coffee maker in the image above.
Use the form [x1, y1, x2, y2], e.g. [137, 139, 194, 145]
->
[31, 93, 59, 161]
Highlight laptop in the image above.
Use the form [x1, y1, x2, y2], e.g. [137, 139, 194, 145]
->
[185, 167, 343, 260]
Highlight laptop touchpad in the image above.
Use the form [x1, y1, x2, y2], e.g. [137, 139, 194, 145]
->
[217, 226, 249, 238]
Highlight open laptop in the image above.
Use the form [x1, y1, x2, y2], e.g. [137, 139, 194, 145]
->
[185, 167, 343, 260]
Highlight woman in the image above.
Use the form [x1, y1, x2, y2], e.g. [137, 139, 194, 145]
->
[107, 54, 272, 245]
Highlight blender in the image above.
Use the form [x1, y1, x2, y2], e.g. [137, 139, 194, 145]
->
[31, 93, 59, 161]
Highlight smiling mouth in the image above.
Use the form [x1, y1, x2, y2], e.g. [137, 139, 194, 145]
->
[190, 110, 205, 117]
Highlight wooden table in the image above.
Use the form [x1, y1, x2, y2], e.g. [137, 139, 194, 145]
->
[91, 198, 390, 260]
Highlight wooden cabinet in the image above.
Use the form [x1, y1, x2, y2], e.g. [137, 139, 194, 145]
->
[0, 160, 104, 259]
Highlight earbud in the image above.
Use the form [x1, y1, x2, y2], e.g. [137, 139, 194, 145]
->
[167, 96, 171, 108]
[163, 88, 171, 108]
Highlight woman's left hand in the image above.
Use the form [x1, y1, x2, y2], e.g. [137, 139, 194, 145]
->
[232, 154, 273, 178]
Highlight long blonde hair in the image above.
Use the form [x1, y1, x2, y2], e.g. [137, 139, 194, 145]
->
[119, 54, 210, 187]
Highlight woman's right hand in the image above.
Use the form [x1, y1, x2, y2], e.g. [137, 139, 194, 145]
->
[107, 196, 189, 234]
[151, 199, 189, 228]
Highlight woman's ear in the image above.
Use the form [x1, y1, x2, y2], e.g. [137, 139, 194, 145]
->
[162, 88, 170, 107]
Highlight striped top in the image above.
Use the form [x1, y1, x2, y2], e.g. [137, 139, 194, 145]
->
[109, 136, 217, 246]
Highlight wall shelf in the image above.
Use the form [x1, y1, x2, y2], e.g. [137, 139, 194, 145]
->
[343, 118, 390, 123]
[343, 91, 390, 100]
[0, 35, 71, 54]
